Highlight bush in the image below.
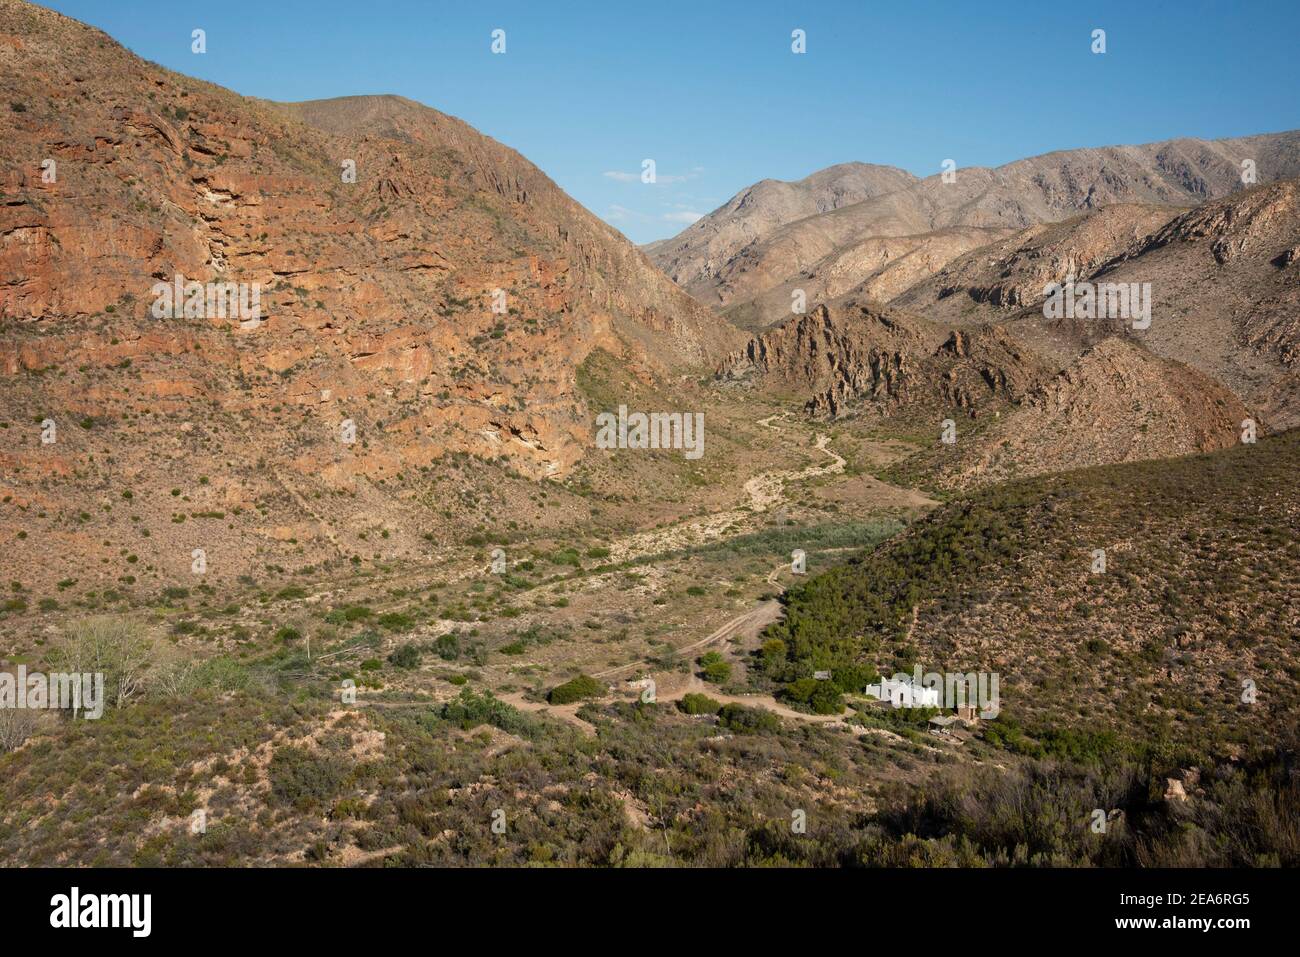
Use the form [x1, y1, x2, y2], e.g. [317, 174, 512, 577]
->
[388, 644, 421, 669]
[378, 612, 413, 632]
[435, 633, 460, 661]
[268, 746, 349, 810]
[548, 674, 603, 704]
[678, 692, 721, 715]
[698, 651, 731, 684]
[760, 639, 787, 669]
[440, 688, 530, 734]
[781, 677, 844, 715]
[718, 703, 780, 734]
[340, 605, 374, 622]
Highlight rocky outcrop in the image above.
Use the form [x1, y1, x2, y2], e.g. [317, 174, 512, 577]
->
[894, 204, 1181, 324]
[0, 0, 741, 586]
[934, 339, 1250, 488]
[721, 299, 1049, 419]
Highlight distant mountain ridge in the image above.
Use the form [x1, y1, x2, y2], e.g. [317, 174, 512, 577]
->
[644, 162, 918, 304]
[650, 130, 1300, 329]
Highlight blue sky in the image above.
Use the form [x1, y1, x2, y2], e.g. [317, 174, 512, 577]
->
[39, 0, 1300, 244]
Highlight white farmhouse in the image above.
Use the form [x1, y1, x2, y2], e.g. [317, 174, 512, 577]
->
[863, 674, 940, 709]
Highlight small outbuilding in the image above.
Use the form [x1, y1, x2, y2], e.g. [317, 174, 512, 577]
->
[928, 715, 961, 736]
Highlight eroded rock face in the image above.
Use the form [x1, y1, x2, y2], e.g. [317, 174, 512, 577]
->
[0, 0, 743, 584]
[720, 300, 1048, 419]
[896, 204, 1183, 324]
[933, 338, 1250, 488]
[0, 4, 739, 463]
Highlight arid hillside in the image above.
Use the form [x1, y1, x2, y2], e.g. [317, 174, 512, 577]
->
[720, 297, 1051, 420]
[925, 338, 1249, 489]
[0, 0, 743, 587]
[764, 428, 1300, 752]
[714, 173, 1300, 488]
[651, 130, 1300, 328]
[892, 203, 1184, 325]
[643, 161, 918, 304]
[901, 180, 1300, 427]
[721, 224, 1014, 332]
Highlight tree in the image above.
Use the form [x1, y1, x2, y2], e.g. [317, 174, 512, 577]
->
[0, 709, 42, 752]
[50, 615, 157, 710]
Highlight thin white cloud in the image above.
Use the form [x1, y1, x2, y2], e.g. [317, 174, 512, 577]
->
[603, 166, 704, 185]
[606, 204, 650, 223]
[662, 210, 704, 224]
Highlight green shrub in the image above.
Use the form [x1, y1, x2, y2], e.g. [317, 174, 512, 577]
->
[781, 677, 844, 714]
[718, 704, 780, 734]
[388, 644, 421, 669]
[698, 651, 731, 684]
[268, 746, 348, 810]
[440, 688, 530, 734]
[548, 674, 603, 704]
[678, 692, 721, 715]
[378, 612, 413, 632]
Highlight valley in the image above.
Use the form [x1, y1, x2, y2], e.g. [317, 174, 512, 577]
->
[0, 0, 1297, 873]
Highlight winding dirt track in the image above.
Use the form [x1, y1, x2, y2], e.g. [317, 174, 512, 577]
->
[605, 427, 845, 565]
[593, 595, 783, 680]
[359, 425, 920, 741]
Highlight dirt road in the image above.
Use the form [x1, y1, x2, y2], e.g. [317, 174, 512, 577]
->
[593, 595, 783, 680]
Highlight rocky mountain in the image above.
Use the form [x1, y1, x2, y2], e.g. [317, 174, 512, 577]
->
[720, 298, 1050, 419]
[0, 0, 741, 586]
[892, 203, 1183, 326]
[644, 162, 917, 305]
[651, 130, 1300, 328]
[931, 338, 1249, 488]
[902, 179, 1300, 428]
[721, 224, 1014, 332]
[721, 292, 1253, 486]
